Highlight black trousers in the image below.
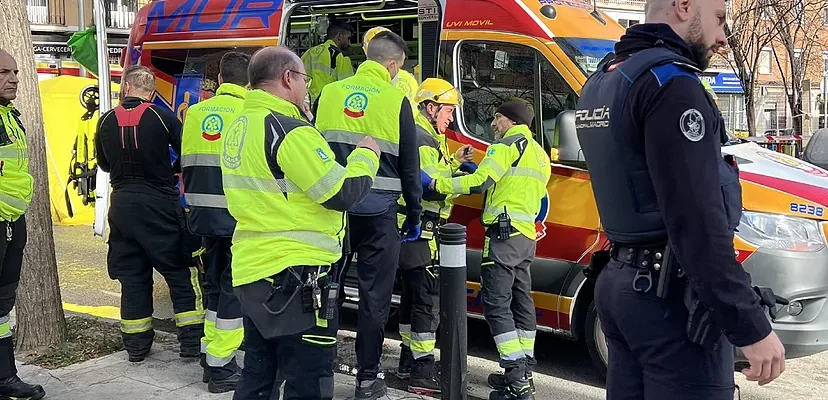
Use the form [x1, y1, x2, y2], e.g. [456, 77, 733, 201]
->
[201, 236, 242, 380]
[0, 217, 25, 379]
[595, 259, 736, 399]
[107, 188, 205, 356]
[398, 240, 439, 361]
[349, 210, 401, 382]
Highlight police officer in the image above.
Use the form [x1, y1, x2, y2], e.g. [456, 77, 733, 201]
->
[422, 99, 550, 400]
[96, 65, 205, 362]
[222, 46, 380, 400]
[0, 50, 45, 400]
[395, 78, 472, 395]
[302, 22, 354, 106]
[181, 51, 250, 393]
[575, 1, 786, 398]
[361, 27, 419, 115]
[315, 30, 421, 400]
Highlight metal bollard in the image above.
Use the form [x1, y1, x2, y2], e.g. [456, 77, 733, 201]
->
[438, 223, 468, 400]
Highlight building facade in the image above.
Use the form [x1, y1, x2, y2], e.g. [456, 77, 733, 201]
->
[26, 0, 149, 82]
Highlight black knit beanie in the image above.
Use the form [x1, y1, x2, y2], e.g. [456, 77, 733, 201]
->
[496, 99, 534, 127]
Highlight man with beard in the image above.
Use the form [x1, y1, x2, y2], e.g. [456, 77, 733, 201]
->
[301, 22, 354, 106]
[574, 0, 786, 398]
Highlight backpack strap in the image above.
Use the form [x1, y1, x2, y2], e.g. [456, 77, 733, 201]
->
[615, 47, 698, 84]
[113, 102, 153, 128]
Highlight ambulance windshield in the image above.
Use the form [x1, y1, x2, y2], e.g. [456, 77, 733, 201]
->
[554, 37, 616, 76]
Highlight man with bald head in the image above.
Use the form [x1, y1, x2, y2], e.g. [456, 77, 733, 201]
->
[315, 29, 420, 400]
[221, 46, 379, 400]
[575, 0, 786, 399]
[0, 50, 44, 400]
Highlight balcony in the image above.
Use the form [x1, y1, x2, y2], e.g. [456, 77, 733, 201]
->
[26, 0, 66, 26]
[105, 0, 152, 30]
[596, 0, 646, 11]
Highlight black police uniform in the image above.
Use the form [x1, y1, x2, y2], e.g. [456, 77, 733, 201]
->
[575, 24, 773, 399]
[96, 97, 205, 360]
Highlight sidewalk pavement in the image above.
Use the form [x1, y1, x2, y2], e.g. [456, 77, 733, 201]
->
[16, 339, 428, 400]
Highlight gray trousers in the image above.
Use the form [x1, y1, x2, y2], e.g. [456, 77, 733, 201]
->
[480, 228, 537, 382]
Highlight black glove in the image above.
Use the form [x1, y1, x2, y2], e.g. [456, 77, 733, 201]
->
[753, 286, 790, 321]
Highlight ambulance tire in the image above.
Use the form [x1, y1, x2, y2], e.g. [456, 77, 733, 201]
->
[584, 300, 608, 379]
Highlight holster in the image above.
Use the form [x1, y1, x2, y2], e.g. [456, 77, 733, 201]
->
[684, 285, 723, 351]
[583, 249, 610, 284]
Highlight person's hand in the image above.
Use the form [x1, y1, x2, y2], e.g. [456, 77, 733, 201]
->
[400, 220, 422, 243]
[357, 136, 381, 158]
[740, 331, 786, 385]
[455, 145, 474, 162]
[301, 101, 314, 121]
[420, 170, 434, 194]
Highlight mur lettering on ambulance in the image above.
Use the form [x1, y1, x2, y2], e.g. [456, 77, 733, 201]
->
[143, 0, 283, 34]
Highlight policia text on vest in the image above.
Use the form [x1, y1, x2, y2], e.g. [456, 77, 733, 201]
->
[222, 82, 380, 399]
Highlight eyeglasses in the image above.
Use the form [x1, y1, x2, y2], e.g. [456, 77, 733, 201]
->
[289, 70, 312, 89]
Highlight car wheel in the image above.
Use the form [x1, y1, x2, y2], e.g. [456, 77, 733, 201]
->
[585, 300, 608, 378]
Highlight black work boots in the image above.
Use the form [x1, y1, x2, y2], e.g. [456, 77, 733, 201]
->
[395, 344, 414, 379]
[354, 377, 387, 400]
[0, 375, 45, 400]
[408, 357, 440, 395]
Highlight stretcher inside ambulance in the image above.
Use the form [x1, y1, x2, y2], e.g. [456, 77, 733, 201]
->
[112, 0, 828, 377]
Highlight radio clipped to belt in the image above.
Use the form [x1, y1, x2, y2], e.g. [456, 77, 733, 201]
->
[496, 206, 512, 240]
[419, 210, 441, 241]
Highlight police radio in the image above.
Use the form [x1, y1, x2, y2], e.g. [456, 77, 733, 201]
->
[497, 206, 511, 240]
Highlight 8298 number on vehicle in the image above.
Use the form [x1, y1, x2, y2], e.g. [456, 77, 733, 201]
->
[790, 202, 824, 217]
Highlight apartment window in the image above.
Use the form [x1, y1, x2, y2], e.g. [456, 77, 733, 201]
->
[823, 52, 828, 74]
[617, 18, 640, 28]
[760, 49, 772, 74]
[824, 5, 828, 25]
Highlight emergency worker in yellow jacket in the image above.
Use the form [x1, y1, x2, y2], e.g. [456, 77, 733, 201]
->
[181, 51, 249, 393]
[222, 47, 380, 400]
[315, 30, 421, 400]
[362, 26, 419, 115]
[0, 50, 43, 400]
[394, 78, 473, 395]
[422, 100, 551, 400]
[302, 23, 354, 105]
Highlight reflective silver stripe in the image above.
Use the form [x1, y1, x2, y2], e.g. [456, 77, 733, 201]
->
[411, 332, 436, 341]
[0, 192, 28, 212]
[206, 353, 235, 367]
[186, 193, 227, 208]
[308, 61, 335, 76]
[181, 153, 221, 168]
[0, 148, 25, 159]
[451, 178, 464, 194]
[422, 165, 440, 175]
[508, 167, 548, 184]
[200, 340, 208, 353]
[423, 203, 442, 214]
[350, 152, 378, 175]
[480, 157, 506, 178]
[398, 324, 411, 335]
[175, 314, 205, 327]
[0, 331, 11, 339]
[411, 332, 436, 358]
[372, 176, 401, 191]
[0, 315, 9, 325]
[233, 230, 341, 254]
[516, 329, 536, 340]
[323, 130, 399, 157]
[205, 310, 217, 323]
[307, 165, 347, 202]
[493, 331, 524, 361]
[483, 206, 536, 223]
[223, 174, 302, 194]
[215, 317, 244, 331]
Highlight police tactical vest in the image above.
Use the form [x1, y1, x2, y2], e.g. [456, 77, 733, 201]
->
[577, 47, 740, 244]
[0, 104, 32, 222]
[316, 61, 405, 193]
[181, 83, 246, 237]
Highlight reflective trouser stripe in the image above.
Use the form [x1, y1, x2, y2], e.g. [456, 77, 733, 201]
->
[0, 315, 10, 339]
[399, 324, 411, 347]
[373, 176, 401, 191]
[190, 267, 205, 314]
[206, 316, 244, 366]
[176, 310, 206, 328]
[232, 230, 341, 254]
[322, 129, 400, 157]
[201, 310, 217, 353]
[493, 331, 524, 361]
[121, 317, 153, 334]
[410, 332, 436, 359]
[517, 329, 536, 358]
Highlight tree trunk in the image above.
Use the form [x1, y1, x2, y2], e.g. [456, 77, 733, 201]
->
[0, 0, 67, 350]
[745, 86, 756, 136]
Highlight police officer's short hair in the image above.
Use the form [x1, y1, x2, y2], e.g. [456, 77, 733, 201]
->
[248, 46, 301, 89]
[122, 65, 155, 93]
[366, 31, 407, 64]
[327, 23, 351, 39]
[220, 52, 251, 86]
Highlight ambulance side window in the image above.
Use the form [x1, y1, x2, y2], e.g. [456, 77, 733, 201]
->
[457, 41, 537, 143]
[539, 57, 578, 151]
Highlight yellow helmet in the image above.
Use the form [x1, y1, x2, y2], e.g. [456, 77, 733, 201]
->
[362, 26, 392, 55]
[415, 78, 462, 107]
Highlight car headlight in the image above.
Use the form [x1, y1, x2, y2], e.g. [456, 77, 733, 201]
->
[736, 211, 825, 252]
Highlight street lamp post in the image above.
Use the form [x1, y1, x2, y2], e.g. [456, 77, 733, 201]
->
[93, 0, 112, 238]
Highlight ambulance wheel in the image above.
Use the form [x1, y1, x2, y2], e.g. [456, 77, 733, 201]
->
[585, 300, 608, 378]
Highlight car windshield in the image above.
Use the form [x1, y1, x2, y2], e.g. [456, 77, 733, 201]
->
[553, 37, 617, 76]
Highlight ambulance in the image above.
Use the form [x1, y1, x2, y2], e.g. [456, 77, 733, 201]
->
[108, 0, 828, 375]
